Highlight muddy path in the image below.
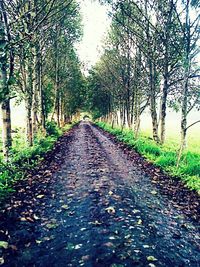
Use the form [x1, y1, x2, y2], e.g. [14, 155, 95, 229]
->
[0, 122, 199, 267]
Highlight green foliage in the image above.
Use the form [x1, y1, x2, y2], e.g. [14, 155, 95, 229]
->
[46, 121, 61, 137]
[0, 123, 72, 200]
[96, 122, 200, 193]
[155, 152, 177, 168]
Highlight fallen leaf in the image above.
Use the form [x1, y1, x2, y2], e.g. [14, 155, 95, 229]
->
[91, 220, 102, 226]
[36, 240, 42, 244]
[133, 209, 140, 214]
[134, 250, 140, 253]
[33, 214, 40, 220]
[20, 217, 27, 222]
[108, 191, 113, 196]
[26, 217, 34, 223]
[25, 242, 31, 248]
[110, 264, 124, 267]
[0, 258, 4, 265]
[147, 256, 158, 261]
[74, 244, 82, 249]
[103, 242, 114, 247]
[0, 241, 8, 249]
[82, 255, 90, 261]
[43, 235, 55, 241]
[61, 204, 69, 210]
[36, 195, 45, 199]
[137, 219, 142, 225]
[105, 206, 116, 214]
[9, 245, 17, 251]
[150, 191, 157, 195]
[46, 223, 59, 229]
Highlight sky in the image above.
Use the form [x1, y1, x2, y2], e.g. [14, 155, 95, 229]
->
[76, 0, 111, 71]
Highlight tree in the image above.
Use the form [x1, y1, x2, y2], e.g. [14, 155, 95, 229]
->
[0, 1, 13, 160]
[0, 0, 83, 159]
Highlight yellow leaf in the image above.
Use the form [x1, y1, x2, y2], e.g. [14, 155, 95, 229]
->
[36, 195, 45, 199]
[61, 205, 69, 210]
[20, 217, 27, 222]
[147, 256, 158, 261]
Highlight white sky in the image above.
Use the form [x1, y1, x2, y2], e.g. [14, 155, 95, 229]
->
[76, 0, 110, 70]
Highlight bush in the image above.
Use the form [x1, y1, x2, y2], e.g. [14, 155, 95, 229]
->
[46, 121, 61, 136]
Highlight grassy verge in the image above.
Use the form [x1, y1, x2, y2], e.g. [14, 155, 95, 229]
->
[0, 122, 75, 200]
[96, 122, 200, 194]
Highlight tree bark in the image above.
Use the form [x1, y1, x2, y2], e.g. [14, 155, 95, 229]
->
[160, 71, 168, 144]
[0, 9, 12, 160]
[145, 0, 160, 143]
[38, 52, 46, 132]
[25, 55, 34, 146]
[25, 99, 33, 146]
[150, 63, 160, 143]
[1, 99, 12, 160]
[32, 45, 39, 136]
[177, 0, 190, 166]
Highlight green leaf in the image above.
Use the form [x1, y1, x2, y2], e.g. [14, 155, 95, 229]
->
[46, 223, 59, 229]
[0, 241, 8, 249]
[66, 242, 75, 250]
[147, 256, 158, 261]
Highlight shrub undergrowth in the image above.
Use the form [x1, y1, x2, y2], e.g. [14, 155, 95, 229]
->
[0, 122, 75, 200]
[96, 122, 200, 194]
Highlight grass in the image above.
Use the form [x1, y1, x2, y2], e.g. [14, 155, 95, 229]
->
[0, 122, 75, 200]
[96, 122, 200, 194]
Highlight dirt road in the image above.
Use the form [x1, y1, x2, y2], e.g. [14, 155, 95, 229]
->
[0, 122, 200, 267]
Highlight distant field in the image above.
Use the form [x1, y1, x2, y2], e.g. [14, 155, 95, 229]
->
[140, 110, 200, 153]
[0, 102, 199, 152]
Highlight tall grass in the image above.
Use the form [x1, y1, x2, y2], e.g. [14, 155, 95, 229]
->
[96, 122, 200, 194]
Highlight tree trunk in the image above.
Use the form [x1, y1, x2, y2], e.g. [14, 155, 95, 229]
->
[160, 73, 168, 144]
[56, 93, 60, 127]
[1, 99, 12, 160]
[150, 64, 160, 143]
[25, 99, 33, 146]
[145, 0, 160, 143]
[159, 0, 173, 144]
[177, 0, 190, 167]
[0, 11, 12, 160]
[26, 55, 33, 146]
[38, 54, 46, 132]
[134, 87, 140, 139]
[32, 45, 38, 136]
